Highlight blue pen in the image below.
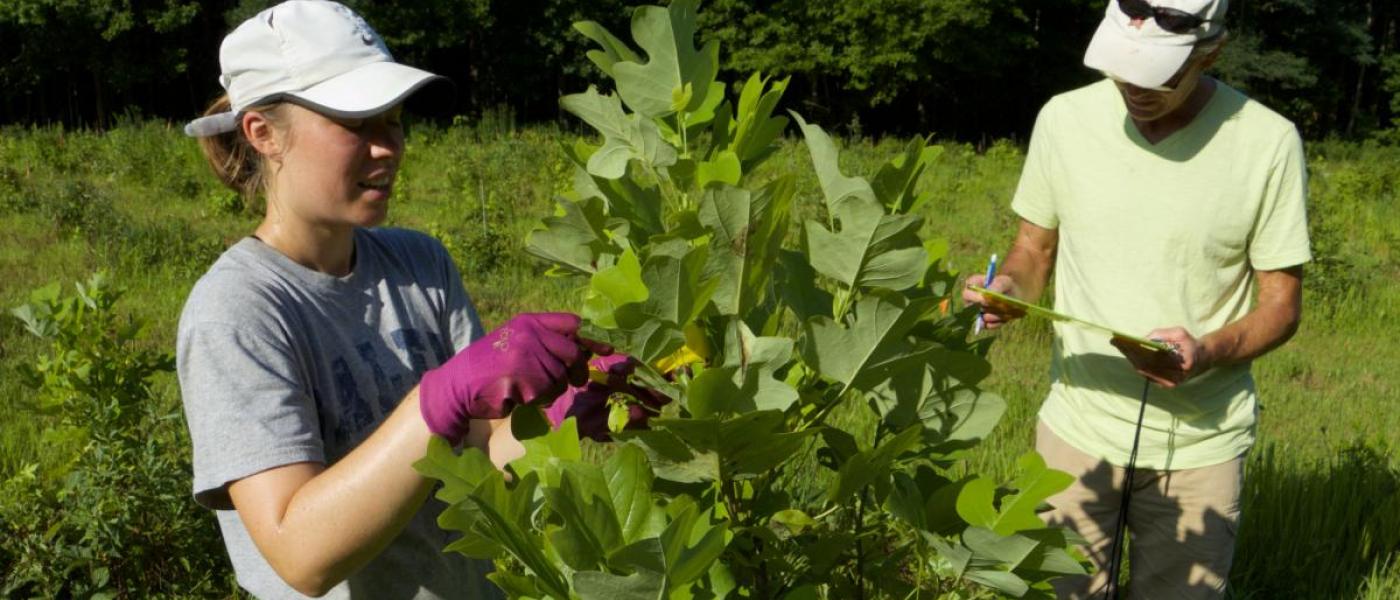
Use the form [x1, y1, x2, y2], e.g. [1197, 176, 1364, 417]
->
[974, 253, 998, 335]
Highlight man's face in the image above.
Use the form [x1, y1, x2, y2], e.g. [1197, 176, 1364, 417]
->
[1111, 54, 1208, 122]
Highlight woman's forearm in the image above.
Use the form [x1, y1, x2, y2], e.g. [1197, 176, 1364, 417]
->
[228, 388, 489, 596]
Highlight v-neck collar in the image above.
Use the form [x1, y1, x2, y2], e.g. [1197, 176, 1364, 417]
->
[1121, 78, 1223, 149]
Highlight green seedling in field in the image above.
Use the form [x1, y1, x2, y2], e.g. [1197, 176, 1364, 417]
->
[414, 1, 1084, 597]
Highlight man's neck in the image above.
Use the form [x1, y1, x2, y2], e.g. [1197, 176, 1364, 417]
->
[1132, 76, 1218, 145]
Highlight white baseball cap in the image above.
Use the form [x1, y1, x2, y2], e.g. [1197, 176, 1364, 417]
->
[1083, 0, 1227, 90]
[184, 0, 444, 137]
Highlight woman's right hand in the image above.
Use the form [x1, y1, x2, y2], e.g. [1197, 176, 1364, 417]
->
[418, 312, 611, 443]
[961, 274, 1024, 330]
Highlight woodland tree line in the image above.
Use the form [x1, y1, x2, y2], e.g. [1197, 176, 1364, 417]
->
[2, 0, 1398, 141]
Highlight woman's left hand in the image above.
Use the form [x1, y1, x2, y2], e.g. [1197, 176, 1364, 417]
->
[545, 353, 669, 441]
[1110, 326, 1212, 389]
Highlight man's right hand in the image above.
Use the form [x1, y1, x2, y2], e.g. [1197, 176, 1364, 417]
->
[962, 274, 1025, 330]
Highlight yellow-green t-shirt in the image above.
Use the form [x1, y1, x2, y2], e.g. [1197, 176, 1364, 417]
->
[1012, 79, 1312, 470]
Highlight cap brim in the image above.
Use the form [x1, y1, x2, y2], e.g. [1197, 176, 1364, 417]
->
[184, 112, 241, 137]
[287, 61, 447, 119]
[1083, 17, 1193, 89]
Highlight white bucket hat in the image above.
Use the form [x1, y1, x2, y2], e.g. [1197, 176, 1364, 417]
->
[1083, 0, 1227, 90]
[184, 0, 444, 137]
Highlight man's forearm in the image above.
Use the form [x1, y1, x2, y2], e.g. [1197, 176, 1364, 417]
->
[1002, 219, 1058, 302]
[1201, 266, 1304, 368]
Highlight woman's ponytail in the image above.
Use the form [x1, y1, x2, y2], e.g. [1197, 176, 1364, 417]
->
[195, 95, 284, 210]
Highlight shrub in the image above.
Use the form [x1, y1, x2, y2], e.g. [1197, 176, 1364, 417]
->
[1, 273, 234, 598]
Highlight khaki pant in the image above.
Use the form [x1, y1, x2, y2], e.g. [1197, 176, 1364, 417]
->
[1035, 421, 1244, 599]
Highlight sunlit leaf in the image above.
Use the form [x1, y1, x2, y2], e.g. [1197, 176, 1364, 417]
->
[612, 0, 719, 118]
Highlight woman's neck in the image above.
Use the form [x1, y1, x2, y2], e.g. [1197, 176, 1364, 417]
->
[254, 210, 357, 277]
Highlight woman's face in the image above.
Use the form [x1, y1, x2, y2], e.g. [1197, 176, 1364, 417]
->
[266, 103, 405, 229]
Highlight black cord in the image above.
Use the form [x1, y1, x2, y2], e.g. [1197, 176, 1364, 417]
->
[1105, 377, 1152, 599]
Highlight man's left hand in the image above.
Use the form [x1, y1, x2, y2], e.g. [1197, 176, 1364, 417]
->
[1110, 327, 1212, 389]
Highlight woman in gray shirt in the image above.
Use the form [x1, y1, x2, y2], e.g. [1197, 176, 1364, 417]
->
[177, 2, 611, 597]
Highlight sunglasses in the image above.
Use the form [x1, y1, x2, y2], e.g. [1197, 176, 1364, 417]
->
[1118, 0, 1213, 34]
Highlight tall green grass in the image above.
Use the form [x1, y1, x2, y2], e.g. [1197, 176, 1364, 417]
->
[1, 120, 1396, 597]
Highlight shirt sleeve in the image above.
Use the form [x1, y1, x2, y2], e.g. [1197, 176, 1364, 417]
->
[177, 320, 324, 510]
[1249, 126, 1313, 271]
[437, 244, 484, 354]
[1010, 101, 1061, 230]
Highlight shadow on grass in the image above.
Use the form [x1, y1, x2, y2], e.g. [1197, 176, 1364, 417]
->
[1231, 442, 1400, 598]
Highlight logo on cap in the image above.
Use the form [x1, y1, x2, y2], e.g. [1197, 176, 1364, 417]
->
[328, 2, 378, 46]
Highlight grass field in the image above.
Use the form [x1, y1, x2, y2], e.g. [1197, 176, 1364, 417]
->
[1, 117, 1397, 597]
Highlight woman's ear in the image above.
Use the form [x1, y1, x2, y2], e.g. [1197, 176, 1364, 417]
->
[242, 111, 283, 159]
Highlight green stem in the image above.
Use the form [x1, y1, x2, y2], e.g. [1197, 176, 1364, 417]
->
[678, 110, 690, 159]
[854, 486, 867, 600]
[796, 387, 844, 432]
[645, 161, 681, 214]
[812, 503, 842, 522]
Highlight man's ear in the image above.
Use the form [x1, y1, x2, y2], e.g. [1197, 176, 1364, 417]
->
[242, 111, 282, 158]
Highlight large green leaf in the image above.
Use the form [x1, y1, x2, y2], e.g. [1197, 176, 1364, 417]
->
[955, 453, 1073, 536]
[525, 196, 613, 275]
[963, 567, 1031, 598]
[955, 476, 999, 532]
[684, 366, 742, 418]
[636, 245, 715, 326]
[573, 20, 642, 78]
[413, 436, 497, 504]
[870, 365, 1006, 453]
[776, 249, 833, 323]
[574, 570, 666, 600]
[508, 416, 583, 483]
[651, 411, 810, 480]
[791, 112, 874, 209]
[731, 73, 790, 168]
[659, 502, 730, 586]
[994, 452, 1075, 536]
[828, 424, 922, 504]
[801, 291, 939, 393]
[687, 319, 798, 417]
[699, 177, 793, 318]
[563, 140, 665, 243]
[1014, 529, 1088, 576]
[612, 0, 719, 118]
[804, 194, 927, 292]
[923, 388, 1008, 448]
[486, 571, 543, 598]
[720, 412, 816, 478]
[583, 249, 648, 328]
[616, 430, 720, 483]
[792, 113, 926, 291]
[964, 526, 1039, 568]
[465, 473, 568, 597]
[871, 137, 942, 214]
[542, 468, 624, 571]
[605, 445, 665, 543]
[561, 86, 679, 179]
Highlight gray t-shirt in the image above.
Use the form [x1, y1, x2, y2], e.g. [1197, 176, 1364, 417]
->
[177, 228, 500, 599]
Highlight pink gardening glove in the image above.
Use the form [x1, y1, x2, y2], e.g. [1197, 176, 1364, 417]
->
[545, 353, 670, 441]
[419, 313, 611, 443]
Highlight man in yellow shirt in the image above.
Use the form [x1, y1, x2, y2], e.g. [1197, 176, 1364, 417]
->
[963, 0, 1310, 597]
